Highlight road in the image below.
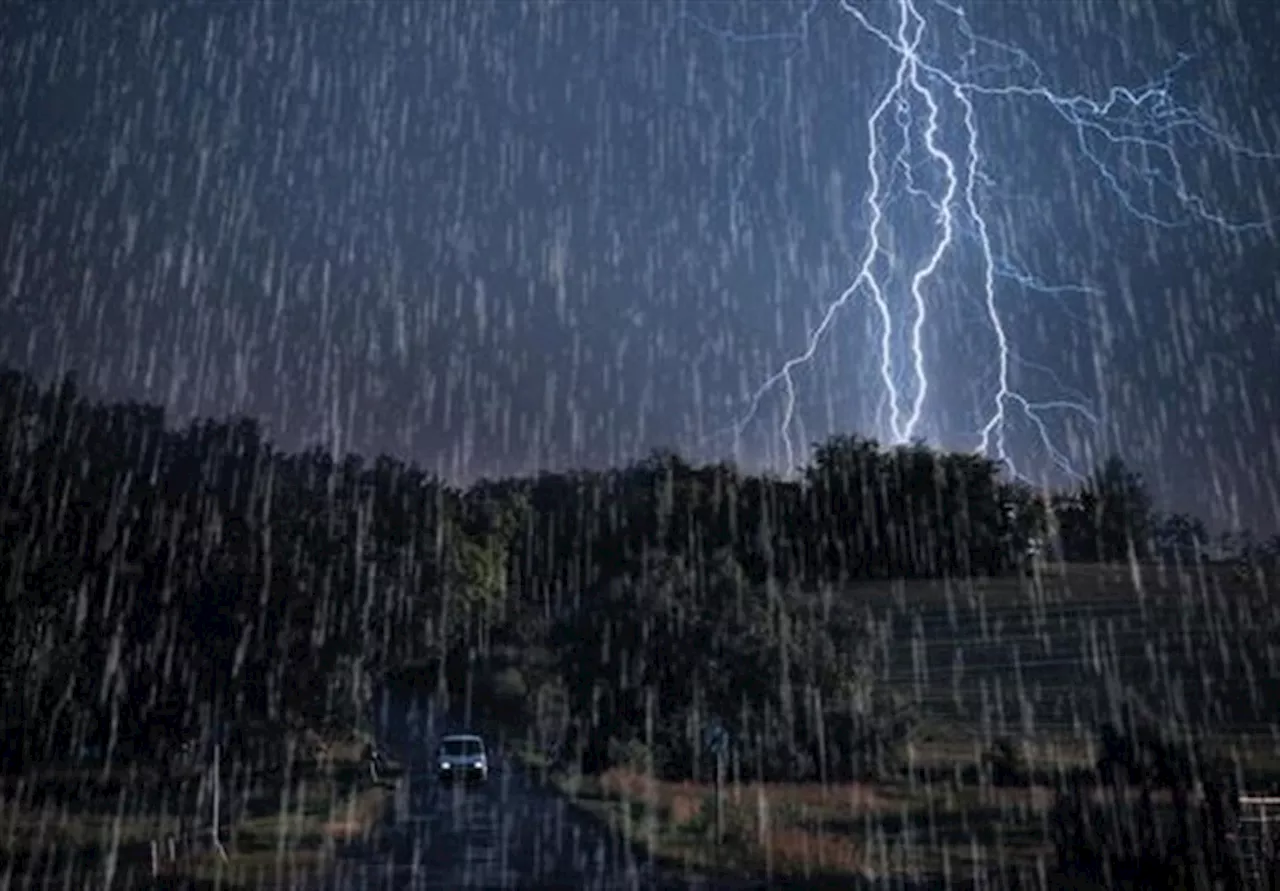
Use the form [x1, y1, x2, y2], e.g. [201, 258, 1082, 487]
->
[308, 692, 1014, 891]
[312, 691, 707, 891]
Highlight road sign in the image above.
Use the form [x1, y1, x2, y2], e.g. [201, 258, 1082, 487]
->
[703, 721, 730, 758]
[702, 720, 731, 846]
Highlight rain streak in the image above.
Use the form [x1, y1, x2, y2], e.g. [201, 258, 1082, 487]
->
[2, 1, 1280, 890]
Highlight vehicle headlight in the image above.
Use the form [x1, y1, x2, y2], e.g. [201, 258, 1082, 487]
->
[439, 762, 451, 770]
[474, 761, 484, 769]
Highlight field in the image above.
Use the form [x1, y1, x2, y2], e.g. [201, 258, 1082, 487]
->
[0, 732, 398, 890]
[556, 562, 1280, 887]
[866, 561, 1279, 739]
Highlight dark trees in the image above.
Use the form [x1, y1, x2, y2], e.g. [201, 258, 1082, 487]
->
[0, 365, 1221, 783]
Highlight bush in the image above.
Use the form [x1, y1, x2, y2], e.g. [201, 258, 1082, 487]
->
[984, 735, 1027, 787]
[845, 693, 919, 781]
[492, 666, 527, 701]
[488, 666, 529, 724]
[1054, 724, 1245, 889]
[607, 737, 656, 774]
[1096, 721, 1204, 789]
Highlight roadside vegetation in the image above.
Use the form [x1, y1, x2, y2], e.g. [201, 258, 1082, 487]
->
[0, 728, 398, 889]
[3, 366, 1279, 887]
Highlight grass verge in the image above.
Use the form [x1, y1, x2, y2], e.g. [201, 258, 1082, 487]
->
[549, 729, 1280, 887]
[0, 731, 400, 890]
[553, 764, 1059, 885]
[176, 778, 390, 889]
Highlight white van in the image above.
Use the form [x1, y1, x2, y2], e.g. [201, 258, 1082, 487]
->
[436, 734, 489, 785]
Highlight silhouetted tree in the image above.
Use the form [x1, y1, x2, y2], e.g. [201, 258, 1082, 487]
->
[1152, 512, 1209, 565]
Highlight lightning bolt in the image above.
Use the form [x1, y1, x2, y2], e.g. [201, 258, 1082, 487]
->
[720, 0, 1279, 479]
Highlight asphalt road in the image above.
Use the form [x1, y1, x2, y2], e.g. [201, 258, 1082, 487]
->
[312, 692, 694, 891]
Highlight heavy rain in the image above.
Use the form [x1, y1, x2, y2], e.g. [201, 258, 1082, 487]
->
[2, 0, 1280, 888]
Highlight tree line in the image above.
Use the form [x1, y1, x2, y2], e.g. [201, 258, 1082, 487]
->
[1, 367, 1276, 780]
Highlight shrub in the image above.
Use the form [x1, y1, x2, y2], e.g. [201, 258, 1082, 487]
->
[984, 735, 1027, 787]
[607, 737, 656, 774]
[1053, 724, 1244, 888]
[492, 666, 527, 701]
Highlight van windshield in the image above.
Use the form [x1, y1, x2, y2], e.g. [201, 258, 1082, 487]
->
[440, 739, 483, 757]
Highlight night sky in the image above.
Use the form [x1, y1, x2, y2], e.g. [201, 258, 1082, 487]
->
[2, 0, 1279, 533]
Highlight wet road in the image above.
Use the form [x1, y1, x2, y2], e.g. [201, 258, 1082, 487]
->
[313, 693, 675, 891]
[320, 755, 660, 890]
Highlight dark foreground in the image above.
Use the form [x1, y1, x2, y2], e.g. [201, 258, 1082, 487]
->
[308, 693, 981, 891]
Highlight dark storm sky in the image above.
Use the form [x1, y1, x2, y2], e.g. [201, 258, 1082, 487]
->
[1, 0, 1279, 532]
